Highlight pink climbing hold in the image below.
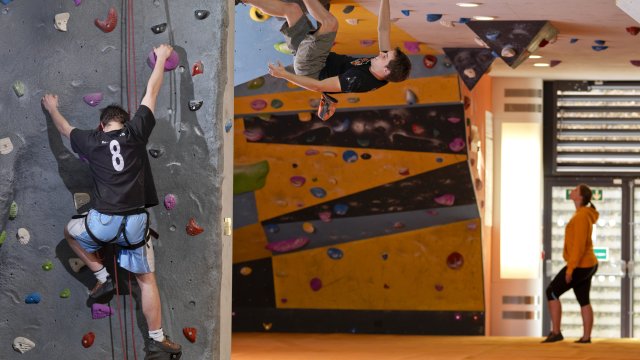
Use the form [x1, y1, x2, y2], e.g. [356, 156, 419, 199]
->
[250, 99, 267, 111]
[434, 194, 455, 206]
[83, 93, 103, 107]
[360, 39, 376, 47]
[309, 277, 322, 291]
[449, 137, 465, 152]
[290, 176, 306, 187]
[91, 303, 114, 319]
[147, 49, 180, 71]
[95, 7, 117, 33]
[403, 41, 421, 54]
[447, 252, 464, 270]
[447, 116, 461, 124]
[164, 194, 176, 210]
[265, 236, 309, 253]
[318, 211, 332, 222]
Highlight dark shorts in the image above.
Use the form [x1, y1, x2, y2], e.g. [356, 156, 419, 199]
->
[546, 264, 598, 306]
[280, 16, 337, 80]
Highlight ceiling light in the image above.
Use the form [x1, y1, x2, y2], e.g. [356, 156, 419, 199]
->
[529, 55, 543, 59]
[472, 15, 495, 21]
[533, 63, 550, 67]
[456, 2, 481, 7]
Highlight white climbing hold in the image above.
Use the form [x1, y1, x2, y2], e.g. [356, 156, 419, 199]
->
[13, 337, 35, 353]
[501, 45, 516, 58]
[54, 12, 70, 32]
[473, 36, 489, 48]
[69, 257, 86, 273]
[17, 228, 29, 245]
[345, 18, 359, 25]
[439, 19, 455, 28]
[463, 68, 476, 78]
[73, 193, 90, 210]
[0, 137, 13, 155]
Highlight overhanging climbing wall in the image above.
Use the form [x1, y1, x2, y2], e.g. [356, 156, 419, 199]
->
[233, 33, 485, 333]
[0, 1, 227, 358]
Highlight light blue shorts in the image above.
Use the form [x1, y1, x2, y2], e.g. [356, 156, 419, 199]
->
[66, 209, 155, 274]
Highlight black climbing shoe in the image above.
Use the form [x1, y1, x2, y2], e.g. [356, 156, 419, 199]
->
[574, 337, 591, 344]
[235, 0, 245, 5]
[541, 331, 564, 343]
[146, 336, 182, 358]
[89, 278, 115, 299]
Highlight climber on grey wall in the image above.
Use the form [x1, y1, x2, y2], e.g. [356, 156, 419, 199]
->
[41, 43, 182, 358]
[237, 0, 412, 94]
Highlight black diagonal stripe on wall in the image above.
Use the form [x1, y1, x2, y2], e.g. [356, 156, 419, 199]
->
[242, 103, 466, 153]
[263, 161, 475, 225]
[233, 258, 276, 308]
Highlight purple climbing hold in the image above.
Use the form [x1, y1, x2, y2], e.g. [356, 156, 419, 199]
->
[449, 137, 465, 152]
[91, 303, 114, 319]
[403, 41, 421, 54]
[147, 49, 180, 71]
[290, 176, 306, 187]
[265, 236, 309, 253]
[360, 39, 376, 47]
[250, 99, 267, 111]
[305, 149, 319, 156]
[83, 92, 103, 107]
[24, 292, 41, 304]
[435, 283, 444, 292]
[434, 194, 455, 206]
[310, 277, 322, 291]
[447, 252, 464, 270]
[243, 128, 264, 142]
[164, 194, 176, 210]
[73, 0, 82, 5]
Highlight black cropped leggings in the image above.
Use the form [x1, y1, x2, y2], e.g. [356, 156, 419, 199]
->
[546, 264, 598, 307]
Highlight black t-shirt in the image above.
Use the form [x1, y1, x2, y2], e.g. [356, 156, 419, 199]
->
[319, 52, 388, 93]
[70, 105, 158, 214]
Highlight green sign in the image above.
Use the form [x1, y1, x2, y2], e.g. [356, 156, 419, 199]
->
[593, 247, 608, 261]
[565, 189, 603, 201]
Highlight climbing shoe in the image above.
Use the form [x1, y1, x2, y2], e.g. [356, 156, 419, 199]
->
[235, 0, 245, 5]
[574, 337, 591, 344]
[89, 278, 115, 299]
[541, 331, 564, 343]
[146, 337, 182, 358]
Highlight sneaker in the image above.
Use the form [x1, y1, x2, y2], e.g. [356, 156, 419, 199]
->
[147, 336, 182, 355]
[89, 278, 115, 299]
[574, 337, 591, 343]
[541, 331, 564, 343]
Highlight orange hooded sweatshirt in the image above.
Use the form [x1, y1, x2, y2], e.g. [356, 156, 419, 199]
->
[563, 206, 599, 276]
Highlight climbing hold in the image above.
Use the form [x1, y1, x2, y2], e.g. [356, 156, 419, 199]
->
[82, 92, 103, 107]
[550, 60, 561, 67]
[398, 167, 410, 176]
[447, 252, 464, 269]
[464, 96, 471, 110]
[423, 54, 437, 69]
[95, 7, 117, 33]
[332, 118, 350, 133]
[290, 176, 306, 187]
[449, 137, 465, 152]
[447, 116, 461, 124]
[247, 76, 265, 89]
[271, 99, 283, 109]
[333, 203, 349, 215]
[345, 18, 359, 25]
[249, 7, 268, 22]
[486, 30, 500, 41]
[327, 248, 343, 260]
[0, 137, 13, 154]
[360, 153, 371, 160]
[411, 123, 425, 135]
[265, 224, 280, 234]
[305, 149, 319, 156]
[151, 23, 167, 34]
[343, 5, 355, 14]
[458, 17, 471, 24]
[440, 19, 455, 28]
[403, 41, 420, 54]
[12, 80, 25, 98]
[309, 187, 326, 198]
[594, 39, 606, 45]
[147, 49, 180, 71]
[169, 225, 176, 231]
[91, 303, 114, 319]
[25, 292, 41, 304]
[82, 332, 95, 348]
[631, 60, 640, 67]
[183, 327, 197, 343]
[426, 13, 442, 22]
[59, 288, 71, 298]
[501, 45, 516, 58]
[188, 100, 203, 111]
[164, 194, 177, 210]
[342, 150, 358, 163]
[186, 218, 204, 236]
[298, 112, 312, 122]
[9, 201, 17, 220]
[463, 68, 476, 78]
[570, 38, 579, 44]
[302, 222, 315, 233]
[393, 221, 405, 229]
[383, 283, 390, 289]
[381, 252, 389, 260]
[592, 45, 608, 51]
[434, 194, 455, 206]
[473, 36, 489, 48]
[627, 26, 640, 35]
[0, 230, 6, 247]
[273, 42, 293, 55]
[73, 193, 91, 210]
[435, 283, 444, 291]
[1, 0, 12, 4]
[243, 128, 264, 141]
[73, 0, 82, 6]
[405, 89, 418, 105]
[467, 221, 478, 230]
[54, 12, 70, 32]
[347, 97, 360, 103]
[401, 9, 410, 16]
[195, 9, 210, 20]
[309, 277, 322, 291]
[17, 228, 29, 245]
[69, 258, 86, 273]
[42, 260, 53, 271]
[12, 337, 35, 354]
[240, 266, 252, 276]
[225, 119, 233, 133]
[250, 99, 267, 111]
[359, 39, 376, 47]
[192, 61, 204, 76]
[323, 151, 337, 157]
[262, 323, 272, 331]
[318, 211, 332, 222]
[308, 98, 321, 108]
[266, 236, 309, 253]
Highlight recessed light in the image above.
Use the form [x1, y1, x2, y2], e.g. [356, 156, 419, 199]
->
[529, 55, 543, 59]
[456, 2, 481, 7]
[472, 15, 495, 21]
[533, 63, 550, 67]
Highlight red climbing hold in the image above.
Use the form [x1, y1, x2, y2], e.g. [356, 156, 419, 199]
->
[186, 218, 204, 236]
[82, 332, 95, 348]
[627, 26, 640, 36]
[95, 7, 117, 33]
[423, 54, 437, 69]
[631, 60, 640, 67]
[183, 327, 197, 343]
[192, 61, 204, 76]
[538, 38, 549, 48]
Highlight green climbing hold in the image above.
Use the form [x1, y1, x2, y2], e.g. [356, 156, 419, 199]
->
[9, 201, 17, 220]
[0, 230, 6, 247]
[42, 261, 53, 271]
[274, 42, 294, 55]
[59, 288, 71, 299]
[12, 80, 25, 98]
[247, 76, 265, 90]
[234, 160, 270, 195]
[271, 99, 283, 109]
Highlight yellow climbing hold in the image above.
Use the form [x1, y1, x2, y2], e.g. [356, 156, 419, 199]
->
[250, 7, 270, 22]
[302, 222, 315, 234]
[9, 201, 17, 220]
[274, 42, 294, 55]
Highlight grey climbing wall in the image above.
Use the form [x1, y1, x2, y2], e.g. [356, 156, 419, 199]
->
[0, 0, 228, 358]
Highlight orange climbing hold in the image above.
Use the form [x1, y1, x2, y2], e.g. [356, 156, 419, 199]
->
[95, 7, 117, 33]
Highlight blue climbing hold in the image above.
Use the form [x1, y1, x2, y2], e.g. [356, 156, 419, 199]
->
[327, 247, 344, 260]
[458, 17, 471, 24]
[1, 0, 13, 5]
[342, 150, 358, 163]
[594, 39, 606, 45]
[25, 292, 41, 304]
[342, 5, 355, 14]
[224, 120, 232, 133]
[592, 45, 608, 51]
[333, 203, 349, 215]
[310, 187, 327, 198]
[570, 38, 579, 44]
[401, 9, 410, 16]
[265, 224, 280, 234]
[426, 14, 442, 22]
[486, 30, 500, 41]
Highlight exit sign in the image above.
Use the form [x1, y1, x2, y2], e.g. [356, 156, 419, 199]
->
[566, 189, 603, 201]
[593, 247, 608, 261]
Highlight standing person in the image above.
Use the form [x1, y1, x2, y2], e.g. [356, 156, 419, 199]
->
[543, 184, 599, 344]
[42, 44, 182, 358]
[237, 0, 412, 94]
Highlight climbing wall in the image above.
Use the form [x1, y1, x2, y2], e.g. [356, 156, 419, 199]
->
[233, 0, 485, 331]
[0, 0, 228, 358]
